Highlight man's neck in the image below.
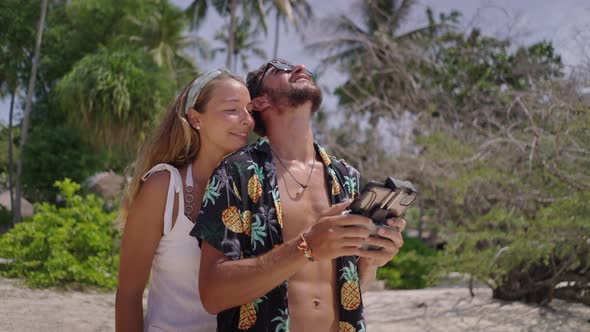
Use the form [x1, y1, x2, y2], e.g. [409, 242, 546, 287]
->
[265, 105, 315, 161]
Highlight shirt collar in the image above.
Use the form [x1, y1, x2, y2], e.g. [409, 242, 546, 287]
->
[254, 137, 332, 168]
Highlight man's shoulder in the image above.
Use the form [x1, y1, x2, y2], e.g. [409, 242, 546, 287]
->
[220, 141, 268, 165]
[317, 144, 360, 177]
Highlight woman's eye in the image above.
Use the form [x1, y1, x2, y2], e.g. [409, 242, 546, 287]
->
[224, 109, 237, 112]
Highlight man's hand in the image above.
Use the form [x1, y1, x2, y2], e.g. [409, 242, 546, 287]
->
[356, 217, 406, 290]
[359, 217, 407, 267]
[304, 200, 373, 261]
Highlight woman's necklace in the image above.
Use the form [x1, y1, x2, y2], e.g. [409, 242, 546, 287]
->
[184, 183, 195, 219]
[271, 149, 316, 196]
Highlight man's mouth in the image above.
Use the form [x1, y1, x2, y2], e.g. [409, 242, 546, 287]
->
[290, 74, 311, 83]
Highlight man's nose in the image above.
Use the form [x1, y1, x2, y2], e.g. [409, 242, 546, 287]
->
[292, 64, 307, 75]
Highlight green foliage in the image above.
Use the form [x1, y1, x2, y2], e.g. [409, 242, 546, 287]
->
[0, 179, 120, 289]
[438, 192, 589, 302]
[21, 124, 109, 203]
[377, 236, 438, 289]
[55, 47, 175, 151]
[414, 132, 474, 160]
[431, 30, 563, 107]
[0, 206, 12, 229]
[0, 0, 38, 94]
[318, 2, 588, 305]
[214, 16, 267, 72]
[121, 0, 200, 87]
[0, 125, 20, 174]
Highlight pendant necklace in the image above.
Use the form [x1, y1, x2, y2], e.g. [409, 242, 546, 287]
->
[271, 149, 316, 196]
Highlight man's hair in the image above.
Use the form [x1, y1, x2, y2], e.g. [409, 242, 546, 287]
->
[246, 59, 289, 136]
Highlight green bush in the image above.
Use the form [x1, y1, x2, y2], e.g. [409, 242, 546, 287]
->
[0, 179, 120, 289]
[438, 191, 590, 304]
[377, 235, 439, 289]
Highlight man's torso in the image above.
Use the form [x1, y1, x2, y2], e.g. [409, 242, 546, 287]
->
[192, 139, 365, 332]
[277, 156, 339, 332]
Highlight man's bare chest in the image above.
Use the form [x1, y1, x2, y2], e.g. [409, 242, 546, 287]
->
[277, 168, 331, 241]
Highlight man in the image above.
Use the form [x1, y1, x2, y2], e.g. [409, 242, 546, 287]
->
[191, 59, 406, 332]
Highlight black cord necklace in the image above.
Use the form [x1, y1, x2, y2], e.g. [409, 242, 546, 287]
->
[271, 149, 316, 196]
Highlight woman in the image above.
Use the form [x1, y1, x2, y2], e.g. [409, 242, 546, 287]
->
[116, 68, 254, 332]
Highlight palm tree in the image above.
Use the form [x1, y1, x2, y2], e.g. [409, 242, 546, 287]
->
[186, 0, 267, 69]
[307, 0, 457, 116]
[14, 0, 48, 224]
[126, 0, 204, 87]
[308, 0, 438, 66]
[213, 17, 267, 72]
[307, 0, 450, 174]
[267, 0, 313, 59]
[55, 48, 176, 153]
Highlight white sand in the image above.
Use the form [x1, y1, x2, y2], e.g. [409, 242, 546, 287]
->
[0, 277, 588, 331]
[363, 287, 589, 332]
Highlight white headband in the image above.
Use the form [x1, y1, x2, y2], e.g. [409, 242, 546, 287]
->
[183, 68, 231, 115]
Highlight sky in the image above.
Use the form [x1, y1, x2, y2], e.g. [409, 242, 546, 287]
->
[2, 0, 589, 124]
[172, 0, 590, 77]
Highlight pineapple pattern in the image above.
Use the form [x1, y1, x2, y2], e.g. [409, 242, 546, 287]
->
[221, 206, 252, 235]
[242, 210, 253, 236]
[328, 168, 341, 195]
[344, 175, 358, 199]
[318, 147, 332, 166]
[270, 308, 289, 332]
[247, 161, 264, 203]
[239, 298, 264, 330]
[202, 176, 221, 207]
[271, 188, 283, 228]
[191, 138, 364, 332]
[340, 262, 361, 310]
[339, 321, 357, 332]
[250, 215, 267, 250]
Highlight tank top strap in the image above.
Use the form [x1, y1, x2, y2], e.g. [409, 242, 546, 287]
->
[141, 163, 184, 235]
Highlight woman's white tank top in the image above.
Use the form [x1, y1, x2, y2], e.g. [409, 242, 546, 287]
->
[142, 163, 216, 332]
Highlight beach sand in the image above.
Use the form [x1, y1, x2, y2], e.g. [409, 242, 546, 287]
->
[0, 277, 588, 331]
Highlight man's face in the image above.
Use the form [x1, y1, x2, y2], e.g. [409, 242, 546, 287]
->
[258, 60, 323, 112]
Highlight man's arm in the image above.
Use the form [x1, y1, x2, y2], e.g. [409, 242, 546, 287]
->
[199, 236, 305, 313]
[198, 201, 373, 314]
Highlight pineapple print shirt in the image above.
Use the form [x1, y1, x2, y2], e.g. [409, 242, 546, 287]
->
[191, 137, 366, 332]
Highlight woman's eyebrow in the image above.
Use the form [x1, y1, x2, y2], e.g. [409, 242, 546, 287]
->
[223, 97, 242, 102]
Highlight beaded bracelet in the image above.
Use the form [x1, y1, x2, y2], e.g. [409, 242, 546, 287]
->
[297, 233, 316, 262]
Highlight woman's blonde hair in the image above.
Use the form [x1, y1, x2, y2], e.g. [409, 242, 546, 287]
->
[118, 70, 243, 227]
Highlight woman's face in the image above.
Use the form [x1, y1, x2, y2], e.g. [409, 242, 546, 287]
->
[193, 78, 254, 155]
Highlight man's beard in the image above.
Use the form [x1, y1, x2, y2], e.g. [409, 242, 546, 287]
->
[264, 84, 323, 113]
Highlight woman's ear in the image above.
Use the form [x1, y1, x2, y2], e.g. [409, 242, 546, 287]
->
[187, 108, 201, 130]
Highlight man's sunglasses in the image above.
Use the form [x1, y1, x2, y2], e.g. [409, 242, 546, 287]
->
[256, 61, 314, 95]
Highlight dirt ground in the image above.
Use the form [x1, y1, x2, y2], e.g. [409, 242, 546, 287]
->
[0, 277, 588, 331]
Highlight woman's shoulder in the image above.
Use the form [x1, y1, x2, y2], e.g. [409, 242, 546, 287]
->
[137, 163, 180, 200]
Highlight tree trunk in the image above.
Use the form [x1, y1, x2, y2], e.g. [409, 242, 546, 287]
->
[417, 198, 424, 239]
[273, 11, 280, 59]
[13, 0, 48, 224]
[8, 88, 15, 226]
[225, 0, 237, 69]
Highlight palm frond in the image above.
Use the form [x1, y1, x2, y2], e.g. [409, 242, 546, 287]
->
[185, 0, 208, 30]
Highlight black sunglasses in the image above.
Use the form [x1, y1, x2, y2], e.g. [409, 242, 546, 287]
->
[255, 61, 314, 95]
